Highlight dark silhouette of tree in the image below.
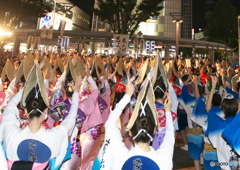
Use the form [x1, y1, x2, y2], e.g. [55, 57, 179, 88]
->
[95, 0, 163, 36]
[205, 0, 238, 49]
[0, 0, 53, 29]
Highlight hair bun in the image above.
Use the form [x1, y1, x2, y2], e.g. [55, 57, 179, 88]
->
[31, 99, 41, 109]
[139, 117, 148, 128]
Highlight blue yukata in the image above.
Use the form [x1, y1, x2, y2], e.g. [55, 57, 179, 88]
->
[222, 111, 240, 163]
[226, 87, 238, 100]
[187, 96, 207, 161]
[191, 96, 207, 127]
[206, 107, 236, 170]
[202, 106, 224, 170]
[178, 85, 196, 129]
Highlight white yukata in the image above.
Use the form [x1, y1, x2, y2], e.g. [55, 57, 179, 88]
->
[94, 94, 175, 170]
[1, 89, 79, 170]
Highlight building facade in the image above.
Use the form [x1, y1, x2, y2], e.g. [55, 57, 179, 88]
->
[181, 0, 192, 39]
[138, 0, 192, 39]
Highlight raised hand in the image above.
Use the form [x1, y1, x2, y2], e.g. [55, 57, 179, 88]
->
[85, 64, 91, 77]
[164, 92, 172, 112]
[125, 76, 134, 97]
[43, 69, 50, 80]
[212, 76, 218, 89]
[73, 76, 82, 93]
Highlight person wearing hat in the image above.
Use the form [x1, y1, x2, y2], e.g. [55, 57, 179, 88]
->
[78, 64, 104, 170]
[58, 57, 86, 170]
[151, 80, 178, 150]
[94, 77, 174, 170]
[152, 54, 178, 149]
[207, 77, 238, 170]
[203, 76, 223, 170]
[185, 75, 206, 170]
[1, 61, 82, 170]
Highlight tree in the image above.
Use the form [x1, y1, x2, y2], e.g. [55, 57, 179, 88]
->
[0, 0, 53, 29]
[95, 0, 163, 36]
[205, 0, 238, 49]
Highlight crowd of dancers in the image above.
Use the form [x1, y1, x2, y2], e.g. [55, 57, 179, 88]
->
[0, 51, 239, 170]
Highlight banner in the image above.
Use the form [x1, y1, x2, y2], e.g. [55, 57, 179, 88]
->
[139, 39, 145, 53]
[113, 34, 130, 56]
[91, 42, 96, 54]
[40, 26, 47, 38]
[63, 37, 70, 51]
[57, 37, 63, 52]
[47, 26, 53, 39]
[33, 36, 41, 49]
[134, 39, 138, 53]
[27, 36, 34, 49]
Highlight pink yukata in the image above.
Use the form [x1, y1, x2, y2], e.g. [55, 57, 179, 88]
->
[100, 79, 111, 124]
[79, 76, 103, 170]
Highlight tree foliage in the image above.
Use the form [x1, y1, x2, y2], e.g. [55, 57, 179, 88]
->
[95, 0, 163, 36]
[205, 0, 238, 49]
[0, 0, 53, 29]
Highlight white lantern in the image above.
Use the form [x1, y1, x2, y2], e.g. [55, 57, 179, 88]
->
[186, 59, 191, 68]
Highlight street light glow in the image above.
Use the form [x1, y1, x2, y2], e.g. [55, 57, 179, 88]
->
[0, 29, 12, 36]
[172, 19, 183, 23]
[6, 32, 12, 36]
[0, 29, 5, 36]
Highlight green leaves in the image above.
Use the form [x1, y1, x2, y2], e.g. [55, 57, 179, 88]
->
[95, 0, 163, 36]
[0, 0, 53, 28]
[205, 0, 238, 49]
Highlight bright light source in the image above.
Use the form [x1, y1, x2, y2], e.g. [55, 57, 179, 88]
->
[0, 29, 12, 36]
[6, 32, 12, 36]
[0, 29, 5, 36]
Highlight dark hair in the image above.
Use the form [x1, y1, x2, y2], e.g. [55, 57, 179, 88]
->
[181, 75, 189, 83]
[65, 76, 74, 98]
[153, 80, 166, 100]
[26, 97, 47, 119]
[56, 67, 62, 75]
[212, 93, 222, 106]
[236, 81, 240, 93]
[198, 85, 205, 96]
[130, 115, 155, 143]
[65, 86, 73, 98]
[221, 98, 238, 118]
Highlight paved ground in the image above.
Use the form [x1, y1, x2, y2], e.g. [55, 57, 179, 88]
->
[173, 134, 202, 170]
[173, 145, 195, 170]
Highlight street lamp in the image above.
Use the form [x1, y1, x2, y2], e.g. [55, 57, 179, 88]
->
[169, 12, 183, 58]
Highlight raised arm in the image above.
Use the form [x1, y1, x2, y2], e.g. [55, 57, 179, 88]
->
[206, 76, 217, 112]
[192, 75, 200, 99]
[158, 92, 174, 156]
[2, 89, 23, 127]
[85, 63, 98, 90]
[60, 76, 82, 136]
[54, 71, 66, 90]
[106, 77, 133, 125]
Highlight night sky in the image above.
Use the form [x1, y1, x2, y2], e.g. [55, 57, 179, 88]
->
[192, 0, 240, 33]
